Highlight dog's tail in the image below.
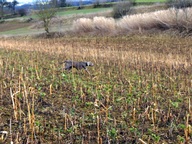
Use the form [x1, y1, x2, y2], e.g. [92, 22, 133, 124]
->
[64, 60, 72, 63]
[59, 60, 72, 65]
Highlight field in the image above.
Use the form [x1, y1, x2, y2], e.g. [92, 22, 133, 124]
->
[0, 34, 191, 143]
[0, 2, 191, 144]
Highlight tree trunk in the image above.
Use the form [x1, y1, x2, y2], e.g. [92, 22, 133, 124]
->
[0, 6, 4, 19]
[44, 19, 50, 36]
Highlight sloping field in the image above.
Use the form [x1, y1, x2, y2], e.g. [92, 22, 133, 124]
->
[0, 7, 112, 36]
[0, 35, 191, 143]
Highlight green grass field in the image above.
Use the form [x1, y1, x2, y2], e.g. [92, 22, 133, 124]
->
[0, 27, 30, 35]
[136, 0, 166, 3]
[57, 7, 112, 16]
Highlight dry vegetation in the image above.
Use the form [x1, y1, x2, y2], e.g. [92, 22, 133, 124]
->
[72, 7, 192, 35]
[29, 10, 113, 33]
[0, 34, 191, 143]
[0, 4, 191, 144]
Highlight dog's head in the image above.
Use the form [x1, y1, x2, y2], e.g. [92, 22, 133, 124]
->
[86, 62, 94, 66]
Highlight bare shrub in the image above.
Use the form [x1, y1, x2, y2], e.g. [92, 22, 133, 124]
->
[72, 17, 115, 34]
[117, 7, 192, 32]
[116, 12, 157, 32]
[153, 9, 176, 28]
[153, 8, 192, 31]
[18, 8, 27, 17]
[93, 16, 115, 33]
[72, 18, 94, 33]
[72, 7, 192, 35]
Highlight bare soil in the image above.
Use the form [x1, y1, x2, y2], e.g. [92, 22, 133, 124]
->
[0, 21, 31, 32]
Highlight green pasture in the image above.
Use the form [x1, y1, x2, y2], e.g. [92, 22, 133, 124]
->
[57, 7, 112, 16]
[0, 27, 29, 35]
[136, 0, 166, 3]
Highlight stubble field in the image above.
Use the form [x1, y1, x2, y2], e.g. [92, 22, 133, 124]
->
[0, 34, 191, 143]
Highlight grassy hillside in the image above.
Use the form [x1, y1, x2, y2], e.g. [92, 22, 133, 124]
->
[0, 35, 191, 143]
[57, 7, 112, 16]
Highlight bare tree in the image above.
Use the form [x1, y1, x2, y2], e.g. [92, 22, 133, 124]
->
[0, 0, 9, 19]
[51, 0, 58, 7]
[59, 0, 67, 7]
[12, 0, 19, 14]
[35, 0, 57, 35]
[7, 0, 19, 15]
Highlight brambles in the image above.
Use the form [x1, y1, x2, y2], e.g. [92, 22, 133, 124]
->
[167, 0, 192, 8]
[112, 1, 135, 18]
[0, 35, 191, 143]
[18, 8, 27, 17]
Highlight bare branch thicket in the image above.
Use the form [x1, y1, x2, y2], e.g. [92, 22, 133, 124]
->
[112, 0, 135, 18]
[167, 0, 192, 9]
[166, 0, 192, 33]
[168, 7, 192, 33]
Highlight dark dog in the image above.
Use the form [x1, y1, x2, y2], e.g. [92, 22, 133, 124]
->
[64, 60, 94, 74]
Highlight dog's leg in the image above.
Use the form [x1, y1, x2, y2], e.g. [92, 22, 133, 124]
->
[65, 66, 72, 71]
[85, 68, 91, 75]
